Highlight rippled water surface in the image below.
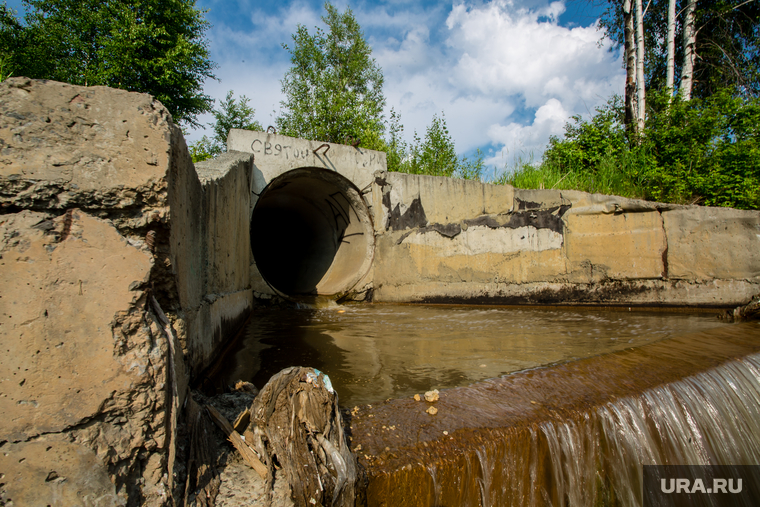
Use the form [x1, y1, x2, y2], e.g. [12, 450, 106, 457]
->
[207, 304, 729, 406]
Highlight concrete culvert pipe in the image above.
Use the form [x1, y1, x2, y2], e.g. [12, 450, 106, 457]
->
[250, 168, 374, 298]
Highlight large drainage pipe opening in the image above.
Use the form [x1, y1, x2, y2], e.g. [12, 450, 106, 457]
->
[250, 168, 374, 297]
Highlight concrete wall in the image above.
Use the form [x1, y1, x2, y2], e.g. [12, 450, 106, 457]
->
[0, 78, 254, 504]
[180, 152, 254, 374]
[370, 171, 760, 306]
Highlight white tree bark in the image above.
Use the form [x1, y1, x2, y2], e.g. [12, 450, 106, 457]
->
[666, 0, 677, 99]
[635, 0, 646, 130]
[623, 0, 638, 135]
[681, 0, 697, 100]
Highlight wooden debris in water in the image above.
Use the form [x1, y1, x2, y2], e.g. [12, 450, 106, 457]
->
[719, 294, 760, 321]
[233, 380, 259, 395]
[232, 407, 250, 433]
[247, 366, 358, 507]
[205, 405, 267, 480]
[183, 397, 221, 507]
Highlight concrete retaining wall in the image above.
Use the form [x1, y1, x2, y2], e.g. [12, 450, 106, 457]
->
[181, 152, 254, 374]
[0, 78, 254, 505]
[370, 172, 760, 306]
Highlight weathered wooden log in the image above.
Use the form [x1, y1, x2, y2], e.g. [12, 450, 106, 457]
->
[247, 366, 358, 507]
[205, 405, 268, 480]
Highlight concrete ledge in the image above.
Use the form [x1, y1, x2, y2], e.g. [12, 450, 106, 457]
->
[373, 279, 760, 306]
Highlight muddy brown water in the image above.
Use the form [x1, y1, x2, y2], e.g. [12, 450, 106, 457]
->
[205, 303, 730, 407]
[205, 305, 760, 505]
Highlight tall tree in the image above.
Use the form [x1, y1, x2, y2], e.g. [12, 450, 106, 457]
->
[681, 0, 697, 100]
[635, 0, 647, 130]
[188, 90, 262, 162]
[623, 0, 638, 135]
[599, 0, 760, 100]
[0, 0, 216, 126]
[409, 113, 458, 178]
[276, 2, 385, 149]
[665, 0, 677, 97]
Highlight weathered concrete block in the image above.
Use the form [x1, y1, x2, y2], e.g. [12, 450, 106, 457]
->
[0, 78, 255, 504]
[0, 77, 171, 218]
[563, 210, 667, 280]
[662, 207, 760, 281]
[513, 188, 568, 210]
[370, 172, 759, 305]
[0, 210, 171, 504]
[0, 440, 124, 506]
[196, 151, 253, 295]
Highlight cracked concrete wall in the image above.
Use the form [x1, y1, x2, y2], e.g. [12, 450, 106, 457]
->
[0, 78, 253, 506]
[186, 151, 254, 374]
[371, 171, 760, 306]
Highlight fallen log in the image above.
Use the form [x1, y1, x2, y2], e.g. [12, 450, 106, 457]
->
[247, 366, 358, 507]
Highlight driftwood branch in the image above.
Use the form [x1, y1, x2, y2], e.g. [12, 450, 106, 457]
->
[248, 366, 358, 507]
[205, 405, 268, 480]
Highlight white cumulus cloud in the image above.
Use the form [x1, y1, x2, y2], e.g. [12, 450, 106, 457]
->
[442, 0, 623, 167]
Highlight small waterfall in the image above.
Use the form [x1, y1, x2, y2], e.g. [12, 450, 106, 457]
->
[355, 323, 760, 506]
[538, 353, 760, 506]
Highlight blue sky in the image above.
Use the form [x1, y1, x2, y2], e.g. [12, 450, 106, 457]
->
[7, 0, 624, 176]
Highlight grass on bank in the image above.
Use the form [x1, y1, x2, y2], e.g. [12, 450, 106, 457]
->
[490, 90, 760, 211]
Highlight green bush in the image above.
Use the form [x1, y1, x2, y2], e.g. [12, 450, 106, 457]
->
[506, 89, 760, 210]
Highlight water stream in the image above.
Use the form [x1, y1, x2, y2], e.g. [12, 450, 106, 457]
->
[205, 304, 760, 505]
[206, 303, 729, 407]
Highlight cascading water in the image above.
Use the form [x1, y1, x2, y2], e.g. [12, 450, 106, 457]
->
[538, 355, 760, 506]
[351, 322, 760, 506]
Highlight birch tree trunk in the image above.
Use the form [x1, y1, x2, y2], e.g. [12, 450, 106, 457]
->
[623, 0, 638, 136]
[681, 0, 697, 100]
[635, 0, 646, 131]
[666, 0, 677, 99]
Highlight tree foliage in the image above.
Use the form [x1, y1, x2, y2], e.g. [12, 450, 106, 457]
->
[189, 90, 262, 163]
[276, 2, 385, 149]
[386, 111, 484, 180]
[1, 0, 216, 126]
[599, 0, 760, 100]
[516, 89, 760, 209]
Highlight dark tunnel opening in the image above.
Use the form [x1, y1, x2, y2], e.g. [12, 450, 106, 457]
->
[250, 168, 374, 297]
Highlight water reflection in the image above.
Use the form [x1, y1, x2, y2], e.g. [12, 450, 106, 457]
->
[206, 304, 729, 406]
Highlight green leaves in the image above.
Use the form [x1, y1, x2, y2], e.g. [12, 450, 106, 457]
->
[276, 2, 385, 149]
[515, 88, 760, 209]
[385, 110, 483, 181]
[188, 90, 262, 163]
[409, 113, 458, 178]
[2, 0, 216, 126]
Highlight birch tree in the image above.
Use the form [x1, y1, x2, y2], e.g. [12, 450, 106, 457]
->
[623, 0, 638, 135]
[665, 0, 677, 98]
[680, 0, 697, 100]
[635, 0, 647, 130]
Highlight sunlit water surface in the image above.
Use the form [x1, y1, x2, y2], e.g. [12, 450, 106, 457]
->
[207, 304, 729, 407]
